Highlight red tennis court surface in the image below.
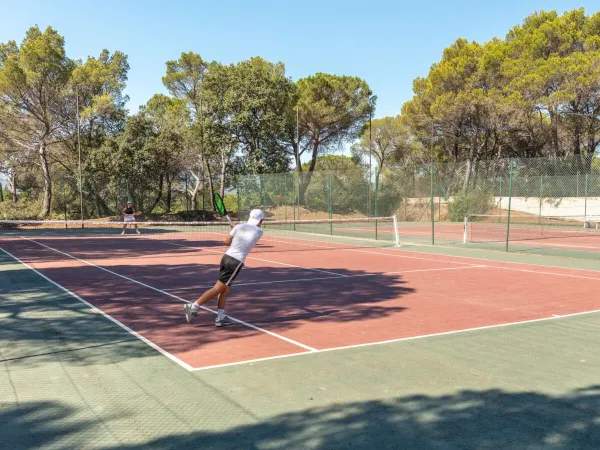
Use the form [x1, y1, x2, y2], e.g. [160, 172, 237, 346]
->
[2, 232, 599, 370]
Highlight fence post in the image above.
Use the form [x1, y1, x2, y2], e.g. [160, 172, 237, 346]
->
[505, 159, 514, 252]
[538, 175, 543, 223]
[374, 175, 379, 240]
[63, 174, 68, 228]
[293, 171, 297, 230]
[430, 161, 435, 245]
[584, 173, 588, 227]
[438, 183, 442, 221]
[237, 181, 241, 221]
[328, 174, 333, 235]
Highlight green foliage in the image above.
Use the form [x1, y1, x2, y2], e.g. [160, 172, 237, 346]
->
[447, 190, 494, 222]
[223, 193, 238, 215]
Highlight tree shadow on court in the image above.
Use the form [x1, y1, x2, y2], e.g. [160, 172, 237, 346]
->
[0, 237, 209, 264]
[0, 251, 416, 366]
[0, 256, 161, 368]
[3, 386, 600, 449]
[24, 261, 414, 356]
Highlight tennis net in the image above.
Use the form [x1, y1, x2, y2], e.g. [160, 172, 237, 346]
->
[464, 214, 600, 244]
[0, 216, 400, 255]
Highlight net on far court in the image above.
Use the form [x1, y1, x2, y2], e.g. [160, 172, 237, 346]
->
[463, 214, 600, 259]
[0, 216, 400, 255]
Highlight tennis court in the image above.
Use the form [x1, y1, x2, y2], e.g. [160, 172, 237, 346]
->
[2, 218, 600, 448]
[2, 218, 600, 370]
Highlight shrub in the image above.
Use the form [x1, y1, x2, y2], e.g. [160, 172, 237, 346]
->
[447, 190, 494, 222]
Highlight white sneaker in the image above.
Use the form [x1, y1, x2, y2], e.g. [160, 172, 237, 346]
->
[121, 231, 125, 235]
[215, 316, 234, 327]
[136, 229, 140, 235]
[184, 304, 197, 324]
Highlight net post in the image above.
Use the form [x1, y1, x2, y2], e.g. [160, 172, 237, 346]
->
[463, 215, 468, 244]
[392, 215, 400, 246]
[505, 159, 514, 252]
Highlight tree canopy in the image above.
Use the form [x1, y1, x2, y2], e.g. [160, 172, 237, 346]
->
[1, 9, 599, 220]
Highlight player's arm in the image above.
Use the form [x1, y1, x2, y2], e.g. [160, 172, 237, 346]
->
[224, 226, 236, 246]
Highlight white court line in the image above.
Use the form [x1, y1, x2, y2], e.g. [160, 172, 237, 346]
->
[23, 238, 317, 353]
[254, 229, 600, 275]
[484, 265, 600, 281]
[180, 228, 600, 281]
[507, 239, 600, 251]
[169, 227, 600, 283]
[163, 265, 487, 292]
[166, 240, 348, 278]
[189, 307, 600, 371]
[0, 246, 195, 372]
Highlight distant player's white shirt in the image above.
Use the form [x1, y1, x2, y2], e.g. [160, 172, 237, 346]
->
[225, 223, 263, 263]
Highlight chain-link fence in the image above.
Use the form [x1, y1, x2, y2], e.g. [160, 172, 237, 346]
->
[234, 155, 600, 260]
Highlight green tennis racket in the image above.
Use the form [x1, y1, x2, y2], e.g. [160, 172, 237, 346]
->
[214, 192, 233, 226]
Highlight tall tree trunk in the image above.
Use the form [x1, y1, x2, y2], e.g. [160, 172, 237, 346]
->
[219, 160, 227, 199]
[298, 136, 320, 204]
[549, 109, 560, 156]
[39, 141, 52, 217]
[204, 155, 215, 210]
[10, 168, 17, 203]
[166, 175, 173, 212]
[144, 175, 164, 214]
[188, 170, 201, 210]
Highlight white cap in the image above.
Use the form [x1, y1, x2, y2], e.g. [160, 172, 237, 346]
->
[247, 209, 264, 226]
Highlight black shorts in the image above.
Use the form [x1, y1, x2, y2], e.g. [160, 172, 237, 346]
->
[219, 254, 244, 286]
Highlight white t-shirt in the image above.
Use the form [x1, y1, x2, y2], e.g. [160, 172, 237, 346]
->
[225, 223, 263, 263]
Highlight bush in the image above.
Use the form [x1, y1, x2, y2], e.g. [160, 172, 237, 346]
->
[447, 190, 494, 222]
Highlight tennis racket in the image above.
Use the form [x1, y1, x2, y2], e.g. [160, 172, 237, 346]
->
[214, 192, 233, 226]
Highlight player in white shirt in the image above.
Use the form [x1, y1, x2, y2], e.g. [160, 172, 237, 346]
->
[184, 209, 264, 327]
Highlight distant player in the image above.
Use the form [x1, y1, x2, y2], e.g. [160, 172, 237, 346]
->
[184, 209, 264, 327]
[121, 200, 140, 235]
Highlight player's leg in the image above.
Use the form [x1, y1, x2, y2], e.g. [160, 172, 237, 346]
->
[184, 281, 228, 324]
[215, 286, 232, 327]
[134, 223, 140, 234]
[213, 256, 243, 327]
[121, 223, 127, 235]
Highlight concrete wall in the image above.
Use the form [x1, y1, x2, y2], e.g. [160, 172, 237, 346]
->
[496, 197, 600, 218]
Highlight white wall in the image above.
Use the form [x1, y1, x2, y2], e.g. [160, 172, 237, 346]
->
[496, 197, 600, 219]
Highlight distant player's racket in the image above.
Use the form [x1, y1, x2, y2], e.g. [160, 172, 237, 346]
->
[214, 193, 232, 226]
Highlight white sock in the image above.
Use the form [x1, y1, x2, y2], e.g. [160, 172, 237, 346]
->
[190, 302, 199, 312]
[218, 309, 225, 320]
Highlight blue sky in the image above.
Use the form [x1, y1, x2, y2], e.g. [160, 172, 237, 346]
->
[1, 0, 598, 119]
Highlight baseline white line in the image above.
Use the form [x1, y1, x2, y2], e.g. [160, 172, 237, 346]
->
[163, 265, 487, 292]
[23, 238, 317, 352]
[0, 246, 194, 372]
[190, 307, 600, 371]
[484, 265, 600, 281]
